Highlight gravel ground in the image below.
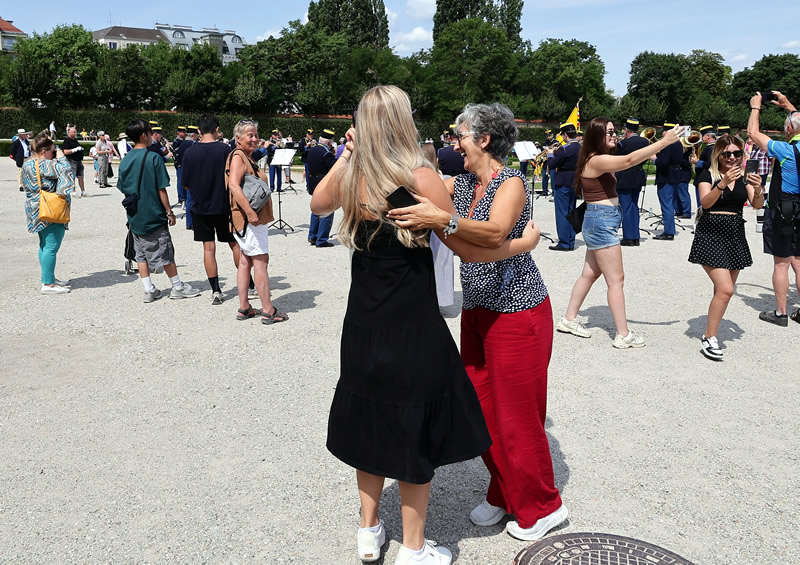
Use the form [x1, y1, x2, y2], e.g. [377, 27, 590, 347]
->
[0, 158, 797, 564]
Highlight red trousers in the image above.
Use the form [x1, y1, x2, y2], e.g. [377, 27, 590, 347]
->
[461, 297, 562, 528]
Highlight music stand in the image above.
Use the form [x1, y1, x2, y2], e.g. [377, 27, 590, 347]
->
[269, 149, 297, 234]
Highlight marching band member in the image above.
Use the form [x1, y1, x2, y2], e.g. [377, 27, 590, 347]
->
[547, 122, 581, 251]
[616, 119, 649, 246]
[652, 123, 683, 240]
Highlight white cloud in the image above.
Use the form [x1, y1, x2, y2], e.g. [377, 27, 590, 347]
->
[392, 26, 433, 53]
[729, 53, 748, 63]
[386, 8, 398, 24]
[406, 0, 436, 20]
[256, 27, 283, 42]
[783, 40, 800, 48]
[303, 11, 309, 25]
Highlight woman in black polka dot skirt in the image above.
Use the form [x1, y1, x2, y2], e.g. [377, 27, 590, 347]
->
[689, 134, 765, 360]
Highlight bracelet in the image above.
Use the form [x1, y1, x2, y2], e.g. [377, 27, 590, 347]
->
[750, 107, 760, 111]
[442, 214, 459, 239]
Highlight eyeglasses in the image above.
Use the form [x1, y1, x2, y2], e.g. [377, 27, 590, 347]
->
[454, 131, 476, 142]
[606, 131, 617, 137]
[721, 150, 743, 159]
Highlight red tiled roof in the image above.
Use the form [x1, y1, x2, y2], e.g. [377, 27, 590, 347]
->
[0, 17, 25, 34]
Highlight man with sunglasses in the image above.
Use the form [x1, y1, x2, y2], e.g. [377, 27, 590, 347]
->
[747, 91, 800, 326]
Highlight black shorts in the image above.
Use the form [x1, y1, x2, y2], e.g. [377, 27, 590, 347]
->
[763, 205, 800, 258]
[193, 212, 235, 243]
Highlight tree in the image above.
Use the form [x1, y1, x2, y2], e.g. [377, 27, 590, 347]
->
[523, 39, 611, 112]
[427, 18, 513, 120]
[728, 53, 800, 107]
[627, 51, 690, 120]
[686, 49, 731, 97]
[307, 0, 389, 49]
[432, 0, 495, 43]
[496, 0, 524, 50]
[6, 25, 103, 108]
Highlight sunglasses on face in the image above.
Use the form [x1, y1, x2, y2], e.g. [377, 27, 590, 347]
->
[605, 130, 617, 137]
[721, 150, 743, 159]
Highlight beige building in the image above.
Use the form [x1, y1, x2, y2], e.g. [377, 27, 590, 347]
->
[0, 16, 28, 52]
[92, 26, 169, 50]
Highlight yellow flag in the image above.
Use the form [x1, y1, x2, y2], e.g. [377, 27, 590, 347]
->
[556, 98, 582, 145]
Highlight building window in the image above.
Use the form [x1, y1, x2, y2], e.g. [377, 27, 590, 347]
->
[222, 44, 230, 54]
[173, 30, 185, 39]
[108, 42, 117, 49]
[231, 35, 242, 43]
[178, 43, 188, 50]
[2, 38, 17, 51]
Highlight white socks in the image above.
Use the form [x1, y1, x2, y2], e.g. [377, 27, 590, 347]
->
[141, 276, 155, 292]
[169, 275, 183, 289]
[359, 523, 382, 534]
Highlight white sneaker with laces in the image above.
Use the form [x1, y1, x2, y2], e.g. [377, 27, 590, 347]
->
[470, 500, 506, 526]
[505, 504, 568, 541]
[612, 330, 645, 349]
[556, 317, 591, 338]
[211, 291, 224, 305]
[700, 335, 723, 360]
[170, 284, 201, 300]
[40, 284, 70, 295]
[357, 520, 385, 562]
[394, 540, 451, 565]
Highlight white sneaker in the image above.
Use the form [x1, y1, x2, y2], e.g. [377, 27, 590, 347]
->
[556, 317, 591, 338]
[170, 284, 201, 300]
[394, 540, 451, 565]
[211, 291, 224, 305]
[247, 287, 258, 299]
[505, 504, 568, 541]
[357, 520, 385, 562]
[40, 284, 70, 295]
[54, 278, 71, 287]
[612, 330, 645, 349]
[470, 500, 506, 526]
[700, 335, 723, 361]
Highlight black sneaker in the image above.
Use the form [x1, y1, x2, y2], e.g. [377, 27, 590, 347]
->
[790, 308, 800, 324]
[700, 335, 723, 361]
[759, 310, 788, 327]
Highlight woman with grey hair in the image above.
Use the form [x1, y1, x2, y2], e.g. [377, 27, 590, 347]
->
[388, 103, 567, 541]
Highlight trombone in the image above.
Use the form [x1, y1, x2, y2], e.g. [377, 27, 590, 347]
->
[680, 130, 702, 158]
[641, 127, 657, 144]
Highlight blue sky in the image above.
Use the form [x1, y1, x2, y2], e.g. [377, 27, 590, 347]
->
[8, 0, 799, 96]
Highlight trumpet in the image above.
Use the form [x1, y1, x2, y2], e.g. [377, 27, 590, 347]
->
[641, 127, 656, 144]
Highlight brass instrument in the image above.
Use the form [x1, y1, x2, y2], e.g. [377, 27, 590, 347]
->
[641, 127, 656, 144]
[680, 130, 703, 158]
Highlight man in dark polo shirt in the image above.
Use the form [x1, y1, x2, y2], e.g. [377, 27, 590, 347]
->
[61, 126, 86, 197]
[181, 115, 240, 305]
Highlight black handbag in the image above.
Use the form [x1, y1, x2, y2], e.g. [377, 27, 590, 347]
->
[107, 161, 114, 178]
[121, 152, 148, 216]
[567, 201, 587, 233]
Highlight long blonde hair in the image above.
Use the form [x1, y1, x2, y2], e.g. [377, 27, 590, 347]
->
[708, 134, 743, 184]
[338, 85, 432, 250]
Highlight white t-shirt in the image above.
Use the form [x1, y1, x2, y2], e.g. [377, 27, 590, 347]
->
[118, 140, 129, 159]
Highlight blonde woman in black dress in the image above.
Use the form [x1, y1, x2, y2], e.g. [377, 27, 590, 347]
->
[311, 85, 541, 565]
[690, 134, 765, 360]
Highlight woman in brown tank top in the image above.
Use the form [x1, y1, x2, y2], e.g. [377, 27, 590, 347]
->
[556, 117, 680, 348]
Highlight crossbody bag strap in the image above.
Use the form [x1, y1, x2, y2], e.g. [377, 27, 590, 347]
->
[225, 148, 250, 238]
[35, 159, 42, 191]
[136, 150, 148, 199]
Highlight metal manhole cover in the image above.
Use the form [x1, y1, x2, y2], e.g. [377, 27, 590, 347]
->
[514, 532, 695, 565]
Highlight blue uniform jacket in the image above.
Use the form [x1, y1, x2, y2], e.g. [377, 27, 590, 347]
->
[654, 141, 683, 185]
[174, 138, 194, 169]
[146, 140, 169, 162]
[679, 148, 693, 183]
[693, 143, 714, 186]
[306, 143, 336, 195]
[437, 144, 467, 177]
[615, 134, 650, 190]
[547, 140, 581, 188]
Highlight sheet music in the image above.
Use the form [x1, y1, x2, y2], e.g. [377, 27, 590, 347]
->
[514, 141, 539, 162]
[271, 148, 297, 167]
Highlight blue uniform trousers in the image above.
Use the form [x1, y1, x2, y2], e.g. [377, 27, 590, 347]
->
[553, 185, 576, 249]
[657, 183, 676, 235]
[176, 166, 186, 203]
[617, 188, 641, 240]
[269, 165, 282, 192]
[541, 168, 550, 195]
[309, 213, 334, 245]
[519, 161, 528, 177]
[675, 182, 692, 217]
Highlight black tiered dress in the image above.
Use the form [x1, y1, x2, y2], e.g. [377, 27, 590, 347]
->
[326, 220, 491, 484]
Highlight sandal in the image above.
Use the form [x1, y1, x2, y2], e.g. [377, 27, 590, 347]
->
[236, 305, 262, 320]
[261, 306, 289, 324]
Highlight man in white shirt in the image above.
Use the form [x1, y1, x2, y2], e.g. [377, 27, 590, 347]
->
[117, 133, 131, 159]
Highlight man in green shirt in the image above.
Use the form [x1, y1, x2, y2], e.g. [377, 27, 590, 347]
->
[118, 119, 200, 303]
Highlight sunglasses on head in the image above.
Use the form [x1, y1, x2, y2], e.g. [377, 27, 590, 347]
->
[721, 150, 743, 159]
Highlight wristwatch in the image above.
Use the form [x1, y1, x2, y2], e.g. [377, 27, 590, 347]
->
[443, 214, 459, 239]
